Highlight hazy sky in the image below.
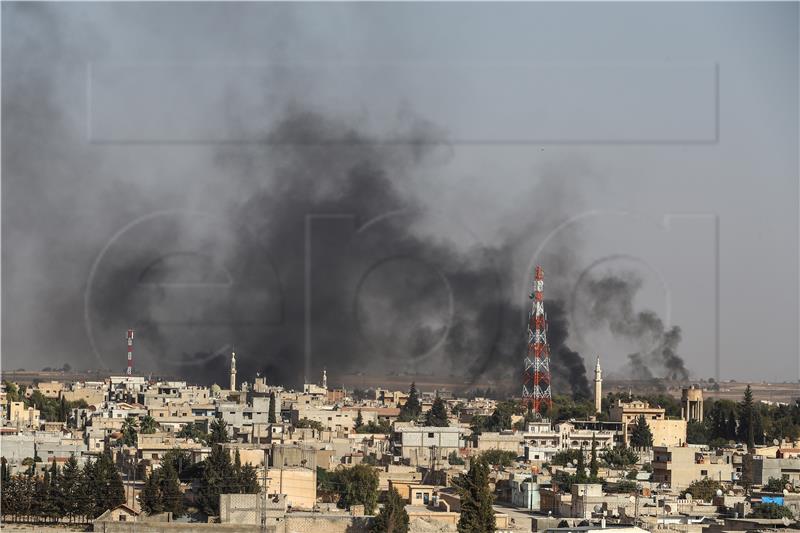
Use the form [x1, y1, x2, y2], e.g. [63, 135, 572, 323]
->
[2, 2, 798, 383]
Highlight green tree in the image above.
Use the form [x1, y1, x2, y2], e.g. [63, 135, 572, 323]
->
[764, 476, 790, 493]
[159, 460, 184, 517]
[177, 422, 209, 444]
[448, 451, 465, 465]
[371, 486, 409, 533]
[480, 450, 517, 468]
[162, 448, 193, 481]
[336, 464, 379, 514]
[3, 381, 22, 402]
[198, 445, 233, 516]
[88, 452, 125, 516]
[120, 416, 139, 446]
[140, 415, 158, 434]
[456, 456, 495, 533]
[575, 443, 587, 483]
[684, 478, 722, 502]
[687, 421, 709, 444]
[60, 455, 85, 522]
[357, 419, 392, 434]
[238, 462, 260, 493]
[295, 418, 324, 431]
[630, 415, 653, 447]
[739, 385, 756, 450]
[425, 397, 449, 427]
[140, 469, 163, 514]
[209, 418, 229, 445]
[268, 392, 277, 424]
[355, 409, 364, 430]
[589, 436, 599, 481]
[749, 502, 794, 519]
[398, 382, 421, 422]
[552, 449, 583, 466]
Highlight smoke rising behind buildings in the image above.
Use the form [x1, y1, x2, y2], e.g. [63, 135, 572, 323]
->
[10, 3, 794, 386]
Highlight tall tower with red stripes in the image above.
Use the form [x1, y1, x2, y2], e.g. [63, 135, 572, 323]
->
[522, 266, 552, 415]
[126, 329, 134, 375]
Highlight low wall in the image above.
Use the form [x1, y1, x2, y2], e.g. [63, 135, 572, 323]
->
[94, 514, 372, 533]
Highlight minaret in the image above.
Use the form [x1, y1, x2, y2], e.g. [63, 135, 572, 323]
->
[322, 368, 327, 390]
[230, 350, 237, 391]
[594, 356, 603, 414]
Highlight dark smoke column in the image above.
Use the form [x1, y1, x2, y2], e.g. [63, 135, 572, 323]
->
[522, 266, 553, 415]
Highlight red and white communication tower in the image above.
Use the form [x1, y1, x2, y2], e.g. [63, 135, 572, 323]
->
[522, 266, 552, 415]
[126, 329, 134, 375]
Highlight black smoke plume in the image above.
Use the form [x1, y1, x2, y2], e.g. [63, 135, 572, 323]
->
[3, 5, 594, 393]
[577, 272, 689, 380]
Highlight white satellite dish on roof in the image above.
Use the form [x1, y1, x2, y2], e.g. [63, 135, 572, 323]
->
[594, 504, 603, 513]
[716, 489, 723, 497]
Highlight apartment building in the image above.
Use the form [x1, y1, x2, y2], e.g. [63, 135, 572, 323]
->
[652, 445, 735, 489]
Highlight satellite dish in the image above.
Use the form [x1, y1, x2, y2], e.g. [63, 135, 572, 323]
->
[784, 488, 789, 495]
[716, 489, 723, 497]
[774, 439, 780, 446]
[727, 490, 734, 496]
[629, 496, 636, 504]
[783, 517, 792, 526]
[664, 504, 672, 514]
[685, 493, 693, 500]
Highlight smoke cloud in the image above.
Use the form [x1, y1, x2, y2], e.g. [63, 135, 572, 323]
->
[2, 3, 663, 396]
[577, 272, 689, 380]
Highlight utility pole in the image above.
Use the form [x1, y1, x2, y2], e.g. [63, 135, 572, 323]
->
[261, 450, 268, 532]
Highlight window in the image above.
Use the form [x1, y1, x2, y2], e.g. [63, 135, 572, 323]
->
[428, 432, 434, 438]
[119, 515, 127, 522]
[701, 470, 708, 476]
[416, 492, 422, 499]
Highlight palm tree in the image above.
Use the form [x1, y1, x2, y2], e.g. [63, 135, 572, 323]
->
[139, 415, 158, 434]
[120, 416, 138, 447]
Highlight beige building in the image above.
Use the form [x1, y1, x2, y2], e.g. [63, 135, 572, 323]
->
[610, 399, 687, 446]
[652, 446, 735, 489]
[35, 381, 64, 399]
[265, 467, 316, 509]
[62, 387, 105, 405]
[8, 401, 40, 427]
[293, 406, 355, 435]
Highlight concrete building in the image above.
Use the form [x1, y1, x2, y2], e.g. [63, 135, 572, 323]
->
[392, 426, 462, 466]
[523, 421, 561, 462]
[265, 466, 316, 509]
[609, 399, 687, 447]
[682, 387, 704, 422]
[7, 401, 40, 427]
[511, 476, 541, 510]
[743, 453, 800, 486]
[652, 446, 735, 489]
[474, 431, 522, 455]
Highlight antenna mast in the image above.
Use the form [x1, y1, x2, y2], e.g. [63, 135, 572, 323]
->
[522, 266, 552, 415]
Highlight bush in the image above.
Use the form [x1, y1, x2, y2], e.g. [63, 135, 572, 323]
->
[479, 450, 517, 467]
[749, 502, 794, 519]
[684, 478, 722, 502]
[551, 449, 582, 466]
[605, 480, 637, 493]
[448, 451, 465, 465]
